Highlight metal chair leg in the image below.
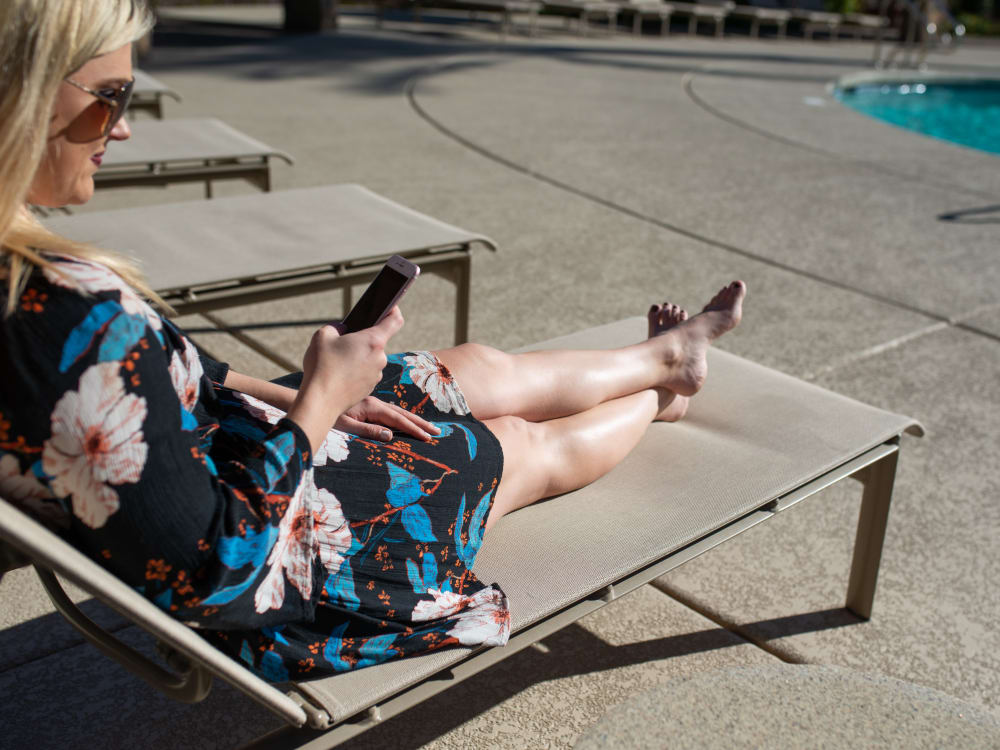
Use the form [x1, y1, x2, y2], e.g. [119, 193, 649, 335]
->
[846, 447, 899, 619]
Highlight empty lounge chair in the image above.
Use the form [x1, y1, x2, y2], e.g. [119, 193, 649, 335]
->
[94, 117, 294, 198]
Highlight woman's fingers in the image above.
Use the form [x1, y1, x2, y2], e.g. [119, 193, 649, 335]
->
[336, 416, 393, 442]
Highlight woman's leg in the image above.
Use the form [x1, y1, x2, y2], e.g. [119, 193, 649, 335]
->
[435, 282, 744, 422]
[482, 388, 671, 530]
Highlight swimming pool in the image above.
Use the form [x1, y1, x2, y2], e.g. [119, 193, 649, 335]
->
[834, 74, 1000, 156]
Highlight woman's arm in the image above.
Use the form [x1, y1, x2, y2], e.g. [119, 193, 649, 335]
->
[220, 324, 440, 446]
[222, 370, 297, 412]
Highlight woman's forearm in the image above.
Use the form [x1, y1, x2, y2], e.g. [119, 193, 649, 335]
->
[222, 370, 298, 412]
[222, 369, 352, 455]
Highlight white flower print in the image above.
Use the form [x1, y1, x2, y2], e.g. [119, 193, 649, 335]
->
[314, 429, 349, 466]
[42, 362, 148, 529]
[312, 486, 353, 574]
[403, 352, 469, 415]
[253, 473, 357, 613]
[411, 588, 475, 622]
[237, 393, 285, 425]
[445, 587, 510, 646]
[43, 257, 162, 331]
[167, 343, 203, 411]
[411, 586, 510, 646]
[254, 473, 314, 614]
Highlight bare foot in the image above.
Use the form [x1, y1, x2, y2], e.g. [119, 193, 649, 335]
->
[647, 303, 690, 422]
[653, 280, 746, 398]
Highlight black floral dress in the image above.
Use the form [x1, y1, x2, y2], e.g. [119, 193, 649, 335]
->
[0, 254, 509, 682]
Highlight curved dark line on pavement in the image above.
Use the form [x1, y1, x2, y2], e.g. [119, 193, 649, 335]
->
[403, 60, 954, 328]
[681, 70, 1000, 203]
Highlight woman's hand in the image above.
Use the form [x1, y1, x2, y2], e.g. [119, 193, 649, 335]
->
[288, 308, 404, 454]
[335, 397, 441, 442]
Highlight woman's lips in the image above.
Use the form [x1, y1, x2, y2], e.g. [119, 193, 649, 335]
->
[91, 151, 104, 166]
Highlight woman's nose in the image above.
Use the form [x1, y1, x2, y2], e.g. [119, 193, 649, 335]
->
[109, 115, 131, 141]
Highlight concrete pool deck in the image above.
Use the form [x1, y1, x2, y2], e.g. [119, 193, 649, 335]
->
[2, 5, 999, 747]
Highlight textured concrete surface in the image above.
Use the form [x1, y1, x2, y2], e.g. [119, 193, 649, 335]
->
[3, 3, 1000, 748]
[576, 664, 1000, 749]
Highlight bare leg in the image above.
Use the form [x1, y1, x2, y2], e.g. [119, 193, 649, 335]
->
[435, 281, 745, 422]
[483, 388, 672, 530]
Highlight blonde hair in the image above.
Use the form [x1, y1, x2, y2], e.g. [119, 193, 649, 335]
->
[0, 0, 163, 315]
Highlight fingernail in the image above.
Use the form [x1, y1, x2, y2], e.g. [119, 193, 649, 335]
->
[380, 429, 393, 441]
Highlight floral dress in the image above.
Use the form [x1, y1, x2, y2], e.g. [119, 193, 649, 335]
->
[0, 253, 510, 682]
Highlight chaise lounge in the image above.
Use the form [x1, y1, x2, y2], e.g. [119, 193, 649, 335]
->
[0, 313, 922, 745]
[93, 117, 294, 198]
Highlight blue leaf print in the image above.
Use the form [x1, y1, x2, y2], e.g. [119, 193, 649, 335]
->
[385, 462, 424, 508]
[406, 558, 423, 593]
[153, 589, 172, 611]
[402, 504, 436, 543]
[219, 416, 269, 442]
[453, 423, 478, 460]
[203, 454, 218, 476]
[262, 626, 289, 646]
[258, 649, 290, 683]
[261, 431, 296, 492]
[422, 552, 438, 590]
[356, 633, 400, 669]
[324, 558, 360, 611]
[58, 300, 120, 372]
[180, 407, 198, 431]
[455, 489, 493, 568]
[323, 622, 353, 672]
[239, 640, 255, 666]
[386, 353, 414, 385]
[406, 553, 438, 594]
[200, 524, 279, 606]
[468, 489, 493, 543]
[434, 422, 477, 460]
[97, 312, 148, 364]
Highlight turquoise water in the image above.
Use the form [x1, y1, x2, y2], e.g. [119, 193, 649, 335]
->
[835, 80, 1000, 156]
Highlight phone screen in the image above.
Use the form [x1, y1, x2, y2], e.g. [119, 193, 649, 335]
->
[341, 265, 410, 332]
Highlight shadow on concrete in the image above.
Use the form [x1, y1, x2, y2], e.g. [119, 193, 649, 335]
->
[938, 204, 1000, 224]
[146, 15, 898, 98]
[322, 606, 864, 748]
[0, 602, 864, 749]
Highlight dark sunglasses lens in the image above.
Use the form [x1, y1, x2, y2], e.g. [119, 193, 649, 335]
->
[101, 80, 134, 136]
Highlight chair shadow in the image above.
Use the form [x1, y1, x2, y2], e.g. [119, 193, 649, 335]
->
[327, 606, 863, 749]
[937, 204, 1000, 224]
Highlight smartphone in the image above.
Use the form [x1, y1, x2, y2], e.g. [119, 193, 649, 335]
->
[340, 255, 420, 333]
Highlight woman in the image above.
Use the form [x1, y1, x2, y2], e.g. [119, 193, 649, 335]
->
[0, 0, 745, 681]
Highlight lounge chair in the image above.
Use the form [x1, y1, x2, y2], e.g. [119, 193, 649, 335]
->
[542, 0, 622, 34]
[94, 117, 294, 198]
[621, 0, 674, 35]
[131, 69, 182, 119]
[0, 316, 922, 744]
[728, 0, 791, 37]
[43, 184, 496, 353]
[378, 0, 542, 36]
[667, 0, 734, 36]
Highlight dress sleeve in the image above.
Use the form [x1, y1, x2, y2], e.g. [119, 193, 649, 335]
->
[1, 275, 318, 630]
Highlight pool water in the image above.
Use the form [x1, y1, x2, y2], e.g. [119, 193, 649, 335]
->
[835, 80, 1000, 156]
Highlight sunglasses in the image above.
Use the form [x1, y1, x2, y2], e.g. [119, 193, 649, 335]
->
[64, 77, 135, 138]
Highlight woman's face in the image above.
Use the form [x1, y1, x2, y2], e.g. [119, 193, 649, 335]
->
[28, 44, 133, 208]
